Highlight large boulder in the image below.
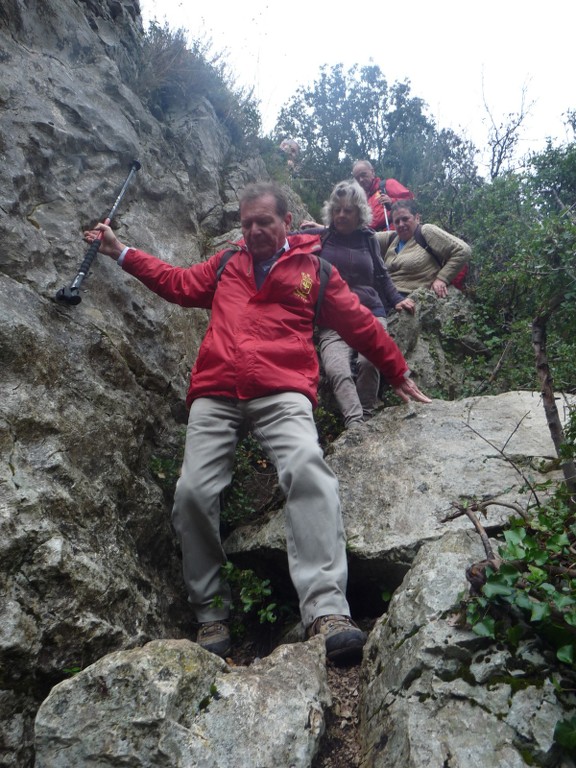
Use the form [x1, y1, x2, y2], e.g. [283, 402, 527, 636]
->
[34, 638, 329, 768]
[226, 391, 570, 611]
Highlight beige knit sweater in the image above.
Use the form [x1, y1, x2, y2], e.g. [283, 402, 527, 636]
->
[375, 224, 471, 294]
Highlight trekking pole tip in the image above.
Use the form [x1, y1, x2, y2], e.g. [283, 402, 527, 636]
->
[55, 285, 82, 305]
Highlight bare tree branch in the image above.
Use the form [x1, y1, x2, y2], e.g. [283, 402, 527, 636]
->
[473, 338, 514, 394]
[463, 416, 542, 506]
[482, 77, 533, 179]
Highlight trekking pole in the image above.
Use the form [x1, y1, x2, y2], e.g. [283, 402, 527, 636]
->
[55, 160, 141, 305]
[379, 180, 390, 231]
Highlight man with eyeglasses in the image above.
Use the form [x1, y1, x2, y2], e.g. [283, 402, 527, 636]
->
[352, 160, 414, 232]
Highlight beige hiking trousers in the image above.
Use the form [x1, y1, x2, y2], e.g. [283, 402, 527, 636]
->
[172, 393, 351, 628]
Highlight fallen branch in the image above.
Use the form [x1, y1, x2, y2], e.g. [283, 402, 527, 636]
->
[442, 499, 504, 595]
[473, 337, 514, 395]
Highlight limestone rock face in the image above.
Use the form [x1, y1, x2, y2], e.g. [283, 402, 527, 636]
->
[226, 391, 570, 608]
[386, 286, 485, 398]
[1, 1, 264, 764]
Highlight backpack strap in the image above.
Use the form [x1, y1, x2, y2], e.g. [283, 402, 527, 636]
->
[216, 247, 241, 281]
[366, 230, 388, 279]
[414, 225, 469, 290]
[315, 256, 332, 324]
[385, 229, 400, 253]
[413, 224, 443, 268]
[216, 246, 331, 324]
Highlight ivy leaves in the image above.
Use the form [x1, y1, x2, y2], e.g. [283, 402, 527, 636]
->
[467, 502, 576, 667]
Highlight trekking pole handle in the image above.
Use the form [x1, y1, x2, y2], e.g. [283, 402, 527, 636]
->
[55, 160, 141, 305]
[68, 219, 109, 290]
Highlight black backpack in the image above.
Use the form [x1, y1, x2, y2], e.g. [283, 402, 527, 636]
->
[216, 247, 332, 323]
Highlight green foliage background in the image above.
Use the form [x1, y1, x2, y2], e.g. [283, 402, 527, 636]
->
[272, 63, 576, 398]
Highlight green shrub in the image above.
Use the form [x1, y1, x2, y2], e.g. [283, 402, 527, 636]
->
[466, 407, 576, 668]
[220, 434, 282, 532]
[214, 562, 299, 647]
[221, 562, 279, 625]
[134, 22, 260, 146]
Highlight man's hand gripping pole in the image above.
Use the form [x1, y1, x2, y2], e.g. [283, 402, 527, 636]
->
[55, 160, 141, 305]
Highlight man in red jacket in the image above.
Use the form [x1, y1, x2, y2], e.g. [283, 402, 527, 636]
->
[352, 160, 414, 231]
[85, 182, 430, 665]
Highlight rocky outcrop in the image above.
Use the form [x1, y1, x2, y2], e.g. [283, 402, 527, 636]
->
[386, 285, 486, 398]
[360, 530, 576, 768]
[30, 393, 576, 768]
[226, 391, 568, 610]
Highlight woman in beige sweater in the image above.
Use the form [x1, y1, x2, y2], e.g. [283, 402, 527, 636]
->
[375, 200, 470, 302]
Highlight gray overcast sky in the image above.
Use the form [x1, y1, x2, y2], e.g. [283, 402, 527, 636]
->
[141, 0, 575, 174]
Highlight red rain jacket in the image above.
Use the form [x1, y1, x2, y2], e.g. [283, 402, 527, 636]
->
[368, 176, 414, 231]
[122, 234, 409, 408]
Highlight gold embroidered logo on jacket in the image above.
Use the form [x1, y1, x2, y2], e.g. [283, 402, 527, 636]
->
[294, 272, 313, 303]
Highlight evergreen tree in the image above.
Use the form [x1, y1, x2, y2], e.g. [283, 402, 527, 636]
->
[272, 63, 440, 218]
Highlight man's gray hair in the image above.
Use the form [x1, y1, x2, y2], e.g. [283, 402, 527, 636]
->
[321, 180, 372, 228]
[352, 159, 374, 173]
[239, 182, 289, 218]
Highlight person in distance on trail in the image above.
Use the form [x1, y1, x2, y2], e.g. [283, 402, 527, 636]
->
[352, 159, 414, 232]
[84, 181, 431, 666]
[298, 179, 415, 429]
[376, 199, 471, 300]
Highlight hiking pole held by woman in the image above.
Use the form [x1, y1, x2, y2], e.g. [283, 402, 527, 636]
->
[55, 160, 141, 305]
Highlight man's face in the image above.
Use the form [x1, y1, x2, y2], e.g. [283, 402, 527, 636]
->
[392, 207, 420, 241]
[352, 163, 374, 193]
[240, 194, 292, 261]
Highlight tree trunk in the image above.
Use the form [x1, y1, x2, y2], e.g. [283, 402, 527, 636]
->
[532, 312, 576, 497]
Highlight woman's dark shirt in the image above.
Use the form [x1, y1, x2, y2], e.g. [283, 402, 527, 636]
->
[302, 226, 403, 316]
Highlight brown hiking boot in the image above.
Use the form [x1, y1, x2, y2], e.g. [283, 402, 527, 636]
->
[306, 614, 366, 665]
[197, 620, 231, 658]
